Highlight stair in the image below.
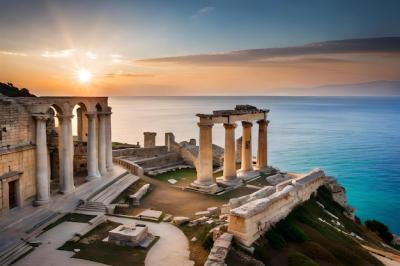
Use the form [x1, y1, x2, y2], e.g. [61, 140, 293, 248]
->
[0, 240, 33, 266]
[76, 173, 139, 213]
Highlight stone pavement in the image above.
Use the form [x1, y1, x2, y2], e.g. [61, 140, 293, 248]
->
[15, 221, 107, 266]
[0, 165, 127, 254]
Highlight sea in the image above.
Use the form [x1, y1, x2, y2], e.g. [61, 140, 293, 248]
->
[109, 96, 400, 234]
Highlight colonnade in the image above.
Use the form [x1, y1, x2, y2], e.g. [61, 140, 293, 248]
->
[33, 109, 113, 205]
[192, 117, 269, 190]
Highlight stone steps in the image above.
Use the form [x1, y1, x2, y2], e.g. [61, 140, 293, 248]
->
[0, 241, 33, 266]
[76, 173, 139, 213]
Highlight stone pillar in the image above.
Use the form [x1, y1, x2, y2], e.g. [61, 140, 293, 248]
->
[33, 114, 50, 205]
[240, 121, 253, 172]
[256, 119, 269, 170]
[86, 112, 100, 180]
[236, 137, 242, 162]
[98, 113, 107, 175]
[165, 132, 175, 152]
[144, 132, 156, 148]
[217, 123, 240, 186]
[191, 118, 219, 193]
[58, 115, 75, 193]
[105, 109, 113, 172]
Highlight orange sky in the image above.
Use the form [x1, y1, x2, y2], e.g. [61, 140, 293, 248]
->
[1, 48, 400, 96]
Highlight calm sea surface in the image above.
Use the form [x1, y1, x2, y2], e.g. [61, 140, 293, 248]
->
[109, 96, 400, 234]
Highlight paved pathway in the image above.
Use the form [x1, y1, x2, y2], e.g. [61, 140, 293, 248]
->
[15, 222, 106, 266]
[107, 216, 194, 266]
[0, 165, 127, 252]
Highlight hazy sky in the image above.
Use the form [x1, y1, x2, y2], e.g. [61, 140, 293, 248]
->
[1, 0, 400, 96]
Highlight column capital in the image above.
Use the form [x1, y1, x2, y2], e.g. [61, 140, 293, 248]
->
[223, 123, 237, 129]
[32, 114, 50, 121]
[85, 112, 98, 118]
[242, 121, 253, 128]
[257, 119, 269, 126]
[57, 114, 74, 120]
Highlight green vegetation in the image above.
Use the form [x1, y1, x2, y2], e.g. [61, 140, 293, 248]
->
[365, 219, 394, 244]
[180, 224, 215, 266]
[0, 82, 35, 97]
[59, 220, 156, 266]
[153, 168, 197, 183]
[252, 186, 385, 266]
[42, 213, 95, 233]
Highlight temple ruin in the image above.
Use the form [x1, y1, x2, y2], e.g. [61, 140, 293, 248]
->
[191, 105, 270, 193]
[0, 96, 113, 212]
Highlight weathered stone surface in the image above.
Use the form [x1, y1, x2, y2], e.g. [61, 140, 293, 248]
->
[207, 207, 219, 214]
[205, 233, 233, 266]
[266, 173, 292, 185]
[195, 210, 211, 217]
[129, 183, 150, 205]
[137, 209, 163, 221]
[173, 216, 190, 226]
[228, 168, 327, 246]
[229, 186, 275, 209]
[108, 223, 148, 247]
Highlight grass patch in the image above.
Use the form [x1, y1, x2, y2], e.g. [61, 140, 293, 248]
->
[42, 213, 96, 232]
[154, 168, 197, 183]
[265, 230, 287, 249]
[180, 224, 214, 266]
[112, 142, 139, 149]
[288, 252, 319, 266]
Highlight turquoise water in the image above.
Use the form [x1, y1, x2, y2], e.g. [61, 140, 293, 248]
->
[110, 96, 400, 234]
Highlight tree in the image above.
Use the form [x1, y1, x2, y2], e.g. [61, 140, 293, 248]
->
[365, 219, 393, 244]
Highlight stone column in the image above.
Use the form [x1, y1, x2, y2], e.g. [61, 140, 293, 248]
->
[144, 132, 156, 148]
[240, 121, 253, 172]
[217, 123, 239, 186]
[33, 114, 50, 205]
[86, 112, 100, 180]
[58, 114, 75, 193]
[98, 113, 107, 175]
[192, 119, 214, 187]
[105, 109, 113, 172]
[256, 119, 269, 170]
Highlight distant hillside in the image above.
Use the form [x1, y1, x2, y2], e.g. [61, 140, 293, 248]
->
[0, 82, 35, 97]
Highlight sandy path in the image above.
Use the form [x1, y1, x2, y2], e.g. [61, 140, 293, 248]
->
[107, 216, 194, 266]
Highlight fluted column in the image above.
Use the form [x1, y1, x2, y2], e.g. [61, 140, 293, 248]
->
[220, 123, 238, 184]
[86, 112, 100, 180]
[240, 121, 253, 171]
[33, 114, 50, 205]
[105, 108, 113, 171]
[58, 114, 75, 193]
[98, 113, 107, 175]
[256, 119, 269, 170]
[193, 119, 214, 186]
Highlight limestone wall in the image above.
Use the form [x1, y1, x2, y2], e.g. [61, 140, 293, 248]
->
[112, 146, 167, 158]
[228, 168, 327, 246]
[113, 157, 144, 177]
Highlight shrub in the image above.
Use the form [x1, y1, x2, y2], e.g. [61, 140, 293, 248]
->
[265, 230, 286, 249]
[276, 219, 309, 243]
[288, 252, 319, 266]
[365, 219, 393, 244]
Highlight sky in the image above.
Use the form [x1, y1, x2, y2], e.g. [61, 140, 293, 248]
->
[0, 0, 400, 96]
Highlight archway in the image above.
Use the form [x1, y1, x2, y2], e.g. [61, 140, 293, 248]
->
[72, 103, 89, 185]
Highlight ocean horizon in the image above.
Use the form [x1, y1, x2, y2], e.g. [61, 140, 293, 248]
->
[109, 96, 400, 234]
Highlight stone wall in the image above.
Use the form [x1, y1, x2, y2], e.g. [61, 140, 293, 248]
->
[0, 97, 37, 213]
[112, 146, 167, 158]
[113, 157, 144, 177]
[228, 168, 327, 246]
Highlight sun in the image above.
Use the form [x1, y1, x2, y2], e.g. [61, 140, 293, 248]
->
[77, 68, 92, 83]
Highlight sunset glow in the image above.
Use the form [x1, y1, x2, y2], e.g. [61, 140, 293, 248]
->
[77, 68, 92, 84]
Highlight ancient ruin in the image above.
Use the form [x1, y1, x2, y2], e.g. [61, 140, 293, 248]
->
[0, 96, 113, 212]
[191, 105, 269, 193]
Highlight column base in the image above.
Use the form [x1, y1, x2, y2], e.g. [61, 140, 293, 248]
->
[189, 181, 221, 194]
[237, 169, 261, 182]
[253, 165, 269, 172]
[85, 174, 101, 181]
[216, 176, 242, 187]
[33, 199, 50, 206]
[60, 186, 75, 194]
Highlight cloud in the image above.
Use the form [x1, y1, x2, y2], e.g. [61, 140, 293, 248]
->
[138, 37, 400, 66]
[41, 49, 76, 58]
[105, 71, 154, 78]
[192, 6, 215, 18]
[0, 50, 27, 56]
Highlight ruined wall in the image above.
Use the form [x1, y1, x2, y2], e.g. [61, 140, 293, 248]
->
[228, 168, 327, 246]
[0, 97, 37, 212]
[112, 146, 167, 158]
[134, 153, 182, 169]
